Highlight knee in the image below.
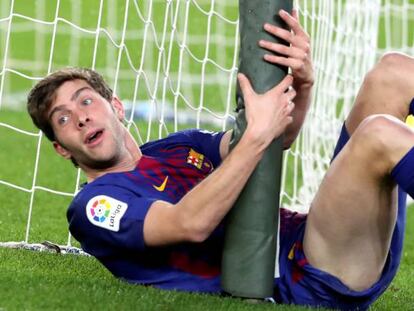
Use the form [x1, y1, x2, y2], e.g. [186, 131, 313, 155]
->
[359, 113, 399, 130]
[354, 114, 403, 156]
[364, 52, 412, 88]
[353, 115, 405, 157]
[378, 52, 411, 68]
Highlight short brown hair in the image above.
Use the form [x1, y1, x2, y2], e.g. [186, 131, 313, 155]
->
[27, 68, 113, 141]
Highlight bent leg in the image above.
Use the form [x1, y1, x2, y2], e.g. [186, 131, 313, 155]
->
[346, 52, 414, 135]
[304, 116, 414, 290]
[302, 53, 414, 291]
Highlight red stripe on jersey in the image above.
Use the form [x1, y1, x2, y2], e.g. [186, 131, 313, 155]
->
[162, 164, 192, 192]
[169, 252, 220, 279]
[297, 258, 308, 267]
[127, 158, 179, 201]
[163, 166, 193, 193]
[292, 264, 305, 283]
[138, 156, 166, 183]
[165, 157, 207, 180]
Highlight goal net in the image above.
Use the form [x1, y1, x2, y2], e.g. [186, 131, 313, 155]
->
[0, 0, 413, 251]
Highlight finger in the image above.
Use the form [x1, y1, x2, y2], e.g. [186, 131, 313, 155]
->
[288, 101, 295, 113]
[292, 8, 299, 21]
[273, 74, 293, 94]
[263, 55, 305, 71]
[237, 73, 255, 98]
[260, 37, 310, 58]
[285, 101, 295, 115]
[279, 9, 308, 38]
[284, 116, 294, 127]
[291, 33, 311, 52]
[279, 113, 293, 133]
[263, 23, 293, 44]
[263, 24, 310, 53]
[259, 41, 307, 60]
[284, 88, 297, 102]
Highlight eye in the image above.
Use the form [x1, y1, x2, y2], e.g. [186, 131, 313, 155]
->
[82, 98, 92, 105]
[57, 114, 69, 125]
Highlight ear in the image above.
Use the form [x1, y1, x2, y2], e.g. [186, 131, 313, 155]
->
[53, 141, 72, 160]
[111, 96, 125, 121]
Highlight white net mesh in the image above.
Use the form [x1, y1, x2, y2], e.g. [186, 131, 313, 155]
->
[0, 0, 413, 250]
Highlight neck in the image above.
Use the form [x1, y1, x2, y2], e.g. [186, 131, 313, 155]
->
[83, 129, 142, 182]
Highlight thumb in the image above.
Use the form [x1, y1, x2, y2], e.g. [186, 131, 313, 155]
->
[272, 74, 293, 95]
[238, 73, 255, 98]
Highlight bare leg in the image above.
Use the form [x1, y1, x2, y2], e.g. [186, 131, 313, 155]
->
[304, 53, 414, 290]
[346, 52, 414, 135]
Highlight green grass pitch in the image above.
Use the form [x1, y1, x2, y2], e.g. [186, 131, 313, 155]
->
[1, 0, 414, 310]
[0, 199, 413, 310]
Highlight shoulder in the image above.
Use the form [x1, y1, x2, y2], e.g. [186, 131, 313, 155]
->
[67, 177, 156, 254]
[68, 175, 155, 236]
[68, 179, 128, 233]
[69, 174, 131, 218]
[141, 129, 225, 153]
[68, 174, 153, 222]
[141, 129, 226, 166]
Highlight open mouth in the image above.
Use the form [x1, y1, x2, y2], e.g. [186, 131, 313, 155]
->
[85, 130, 104, 145]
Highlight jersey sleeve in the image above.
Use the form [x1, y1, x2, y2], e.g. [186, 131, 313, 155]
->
[67, 184, 156, 257]
[179, 129, 226, 167]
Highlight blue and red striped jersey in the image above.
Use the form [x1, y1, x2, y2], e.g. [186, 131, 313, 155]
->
[67, 129, 226, 292]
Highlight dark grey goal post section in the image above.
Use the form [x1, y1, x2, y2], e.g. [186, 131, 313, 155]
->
[221, 0, 293, 299]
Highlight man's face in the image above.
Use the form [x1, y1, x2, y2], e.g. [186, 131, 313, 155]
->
[49, 79, 126, 170]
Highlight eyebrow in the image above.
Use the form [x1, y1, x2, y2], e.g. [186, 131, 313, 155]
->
[48, 86, 93, 121]
[70, 86, 92, 101]
[48, 105, 65, 122]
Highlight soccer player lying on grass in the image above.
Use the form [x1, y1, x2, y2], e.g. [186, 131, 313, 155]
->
[26, 9, 414, 310]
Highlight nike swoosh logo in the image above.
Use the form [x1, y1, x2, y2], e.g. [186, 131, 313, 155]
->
[153, 176, 169, 192]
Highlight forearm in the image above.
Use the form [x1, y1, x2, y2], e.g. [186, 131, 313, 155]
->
[284, 82, 313, 148]
[176, 131, 265, 241]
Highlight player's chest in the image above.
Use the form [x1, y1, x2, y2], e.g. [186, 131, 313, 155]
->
[126, 148, 214, 202]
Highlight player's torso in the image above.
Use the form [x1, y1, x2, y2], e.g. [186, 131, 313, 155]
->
[125, 146, 215, 203]
[103, 145, 223, 291]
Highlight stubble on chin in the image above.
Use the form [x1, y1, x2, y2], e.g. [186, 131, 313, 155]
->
[79, 140, 125, 171]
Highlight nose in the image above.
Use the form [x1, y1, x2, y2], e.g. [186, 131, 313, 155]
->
[77, 114, 91, 129]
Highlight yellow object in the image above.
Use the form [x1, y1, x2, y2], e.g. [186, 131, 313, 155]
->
[153, 176, 169, 192]
[187, 148, 204, 169]
[406, 115, 414, 128]
[288, 244, 295, 260]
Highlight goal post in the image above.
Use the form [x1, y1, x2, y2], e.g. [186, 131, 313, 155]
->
[221, 0, 291, 299]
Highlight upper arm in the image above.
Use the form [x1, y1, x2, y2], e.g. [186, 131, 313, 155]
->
[219, 130, 232, 160]
[68, 186, 156, 255]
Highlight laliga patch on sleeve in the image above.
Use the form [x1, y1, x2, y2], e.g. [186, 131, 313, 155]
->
[85, 195, 128, 232]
